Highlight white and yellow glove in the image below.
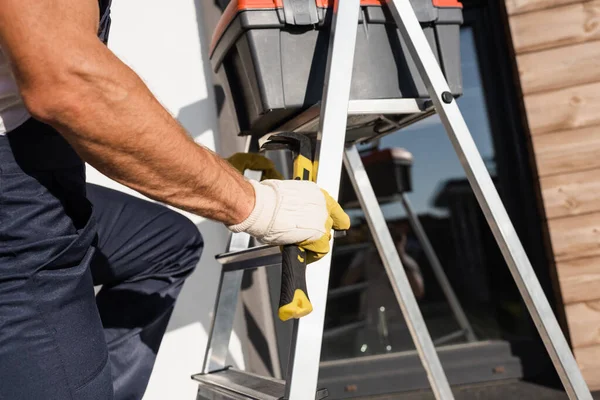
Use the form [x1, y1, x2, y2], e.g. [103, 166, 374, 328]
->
[226, 152, 351, 263]
[228, 179, 350, 263]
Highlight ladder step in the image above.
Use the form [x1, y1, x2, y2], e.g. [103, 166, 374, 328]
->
[216, 232, 347, 272]
[192, 368, 329, 400]
[433, 329, 469, 346]
[346, 99, 428, 115]
[216, 245, 281, 272]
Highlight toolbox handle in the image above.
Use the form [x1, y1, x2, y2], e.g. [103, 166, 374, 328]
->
[282, 0, 320, 25]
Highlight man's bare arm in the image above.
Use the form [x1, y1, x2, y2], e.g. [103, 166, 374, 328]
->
[0, 0, 254, 225]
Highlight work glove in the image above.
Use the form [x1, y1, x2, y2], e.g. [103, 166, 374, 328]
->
[228, 179, 351, 264]
[226, 153, 283, 180]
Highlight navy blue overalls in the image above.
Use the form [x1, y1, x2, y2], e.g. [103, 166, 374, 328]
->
[0, 2, 203, 399]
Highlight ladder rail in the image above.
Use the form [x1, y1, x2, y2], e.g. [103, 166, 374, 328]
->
[400, 193, 477, 343]
[283, 1, 363, 399]
[202, 168, 262, 374]
[202, 268, 245, 374]
[387, 0, 593, 398]
[198, 0, 593, 398]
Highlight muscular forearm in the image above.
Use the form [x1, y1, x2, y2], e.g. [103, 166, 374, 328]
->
[24, 39, 254, 225]
[0, 0, 351, 258]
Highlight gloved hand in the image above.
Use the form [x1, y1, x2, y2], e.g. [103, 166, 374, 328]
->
[226, 153, 283, 180]
[228, 179, 351, 263]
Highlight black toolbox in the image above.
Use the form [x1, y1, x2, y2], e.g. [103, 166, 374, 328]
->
[210, 0, 463, 139]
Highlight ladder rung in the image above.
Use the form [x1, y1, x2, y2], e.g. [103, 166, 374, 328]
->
[433, 329, 469, 346]
[327, 282, 369, 300]
[217, 231, 347, 272]
[347, 99, 427, 115]
[216, 245, 281, 272]
[192, 369, 329, 400]
[193, 368, 283, 400]
[323, 321, 367, 340]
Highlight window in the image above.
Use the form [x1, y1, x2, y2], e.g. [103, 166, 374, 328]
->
[322, 16, 545, 364]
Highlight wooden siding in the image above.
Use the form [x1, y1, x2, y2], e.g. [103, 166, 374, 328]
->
[509, 1, 600, 53]
[506, 0, 584, 15]
[524, 82, 600, 135]
[541, 169, 600, 219]
[557, 256, 600, 304]
[575, 345, 600, 389]
[548, 213, 600, 262]
[517, 40, 600, 95]
[532, 127, 600, 177]
[506, 0, 600, 390]
[566, 301, 600, 347]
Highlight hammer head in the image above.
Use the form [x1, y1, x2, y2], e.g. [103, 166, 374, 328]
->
[261, 132, 312, 159]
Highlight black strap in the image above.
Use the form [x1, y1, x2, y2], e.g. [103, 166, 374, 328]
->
[282, 0, 319, 25]
[97, 0, 113, 44]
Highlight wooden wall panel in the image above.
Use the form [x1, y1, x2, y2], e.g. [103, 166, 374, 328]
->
[558, 256, 600, 304]
[517, 40, 600, 94]
[524, 81, 600, 135]
[549, 212, 600, 261]
[541, 169, 600, 218]
[509, 1, 600, 53]
[505, 0, 600, 389]
[566, 300, 600, 347]
[506, 0, 586, 15]
[574, 345, 600, 390]
[532, 126, 600, 177]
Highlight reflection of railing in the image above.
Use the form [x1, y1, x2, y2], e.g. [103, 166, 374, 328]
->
[327, 282, 369, 301]
[323, 321, 368, 341]
[433, 177, 503, 305]
[324, 148, 477, 359]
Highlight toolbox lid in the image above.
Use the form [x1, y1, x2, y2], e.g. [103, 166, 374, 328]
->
[210, 0, 462, 59]
[433, 0, 463, 7]
[210, 0, 381, 58]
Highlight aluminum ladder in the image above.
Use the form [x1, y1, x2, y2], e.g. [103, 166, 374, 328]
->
[192, 0, 593, 399]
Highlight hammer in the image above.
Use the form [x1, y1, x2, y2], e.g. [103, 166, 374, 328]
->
[261, 132, 315, 321]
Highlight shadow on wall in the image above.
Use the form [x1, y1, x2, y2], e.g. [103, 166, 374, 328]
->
[177, 0, 230, 156]
[177, 85, 226, 150]
[163, 0, 238, 339]
[194, 0, 248, 158]
[142, 2, 255, 398]
[142, 4, 248, 400]
[165, 0, 241, 335]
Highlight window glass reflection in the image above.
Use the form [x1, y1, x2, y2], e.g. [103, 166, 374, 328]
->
[322, 27, 516, 362]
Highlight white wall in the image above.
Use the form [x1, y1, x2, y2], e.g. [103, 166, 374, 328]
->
[85, 1, 247, 398]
